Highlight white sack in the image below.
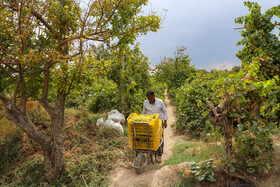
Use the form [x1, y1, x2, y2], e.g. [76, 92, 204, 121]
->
[105, 119, 124, 135]
[107, 109, 125, 124]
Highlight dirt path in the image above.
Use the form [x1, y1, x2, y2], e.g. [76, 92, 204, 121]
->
[110, 92, 181, 187]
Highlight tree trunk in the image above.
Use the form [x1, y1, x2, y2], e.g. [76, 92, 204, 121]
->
[1, 91, 66, 183]
[119, 49, 127, 114]
[2, 100, 51, 147]
[44, 91, 65, 182]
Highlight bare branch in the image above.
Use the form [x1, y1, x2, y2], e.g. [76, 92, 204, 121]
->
[39, 98, 56, 118]
[234, 27, 245, 30]
[222, 168, 258, 187]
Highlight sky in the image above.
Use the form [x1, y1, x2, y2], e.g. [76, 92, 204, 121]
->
[137, 0, 279, 71]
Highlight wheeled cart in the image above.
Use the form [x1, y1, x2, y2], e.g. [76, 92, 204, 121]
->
[127, 113, 163, 174]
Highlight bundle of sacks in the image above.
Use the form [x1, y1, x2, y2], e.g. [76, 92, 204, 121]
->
[96, 109, 125, 135]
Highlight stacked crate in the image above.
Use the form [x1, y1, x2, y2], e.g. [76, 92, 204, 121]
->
[127, 113, 162, 151]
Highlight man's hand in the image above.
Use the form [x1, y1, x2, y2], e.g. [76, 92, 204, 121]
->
[163, 120, 167, 128]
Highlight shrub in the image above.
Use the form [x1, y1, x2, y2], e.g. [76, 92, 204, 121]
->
[175, 70, 227, 137]
[190, 159, 216, 182]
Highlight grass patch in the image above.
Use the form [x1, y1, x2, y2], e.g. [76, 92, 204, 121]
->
[161, 140, 223, 167]
[0, 129, 24, 180]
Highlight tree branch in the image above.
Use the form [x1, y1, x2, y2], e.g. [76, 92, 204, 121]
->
[206, 100, 220, 117]
[0, 3, 59, 39]
[94, 0, 104, 31]
[31, 9, 59, 39]
[0, 60, 18, 65]
[61, 52, 82, 60]
[2, 62, 19, 73]
[2, 99, 51, 148]
[39, 68, 56, 117]
[55, 31, 106, 51]
[66, 73, 76, 96]
[0, 40, 13, 56]
[102, 0, 123, 28]
[0, 64, 17, 82]
[222, 168, 258, 187]
[18, 64, 27, 113]
[24, 64, 45, 71]
[0, 93, 9, 101]
[234, 23, 280, 30]
[12, 79, 19, 104]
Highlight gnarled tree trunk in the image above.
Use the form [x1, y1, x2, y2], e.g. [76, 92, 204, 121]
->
[1, 90, 66, 182]
[43, 91, 65, 182]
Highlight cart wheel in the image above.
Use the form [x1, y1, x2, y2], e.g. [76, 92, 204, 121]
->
[135, 152, 145, 174]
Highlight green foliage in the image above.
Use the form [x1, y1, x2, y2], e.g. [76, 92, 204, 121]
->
[175, 70, 228, 137]
[109, 44, 152, 113]
[235, 1, 280, 79]
[235, 1, 280, 126]
[68, 43, 156, 114]
[150, 78, 166, 101]
[232, 121, 274, 174]
[107, 0, 161, 46]
[0, 0, 162, 115]
[212, 62, 278, 174]
[154, 46, 197, 101]
[190, 159, 216, 182]
[67, 77, 119, 112]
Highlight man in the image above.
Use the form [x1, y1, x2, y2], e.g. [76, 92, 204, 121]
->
[142, 90, 168, 163]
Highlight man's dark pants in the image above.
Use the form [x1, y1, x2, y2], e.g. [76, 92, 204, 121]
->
[156, 122, 164, 156]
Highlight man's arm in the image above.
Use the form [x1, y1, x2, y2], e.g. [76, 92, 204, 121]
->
[161, 101, 168, 128]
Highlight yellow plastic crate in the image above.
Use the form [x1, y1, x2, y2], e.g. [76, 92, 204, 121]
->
[129, 127, 162, 151]
[127, 113, 162, 150]
[127, 113, 161, 135]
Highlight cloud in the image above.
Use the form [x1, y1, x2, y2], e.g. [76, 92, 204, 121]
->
[210, 62, 238, 71]
[138, 0, 279, 69]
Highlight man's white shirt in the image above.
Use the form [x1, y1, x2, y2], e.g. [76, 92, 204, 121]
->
[142, 98, 168, 120]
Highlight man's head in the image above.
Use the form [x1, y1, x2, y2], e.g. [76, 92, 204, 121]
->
[146, 90, 155, 104]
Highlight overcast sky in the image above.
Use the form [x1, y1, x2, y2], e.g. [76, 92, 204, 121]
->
[137, 0, 279, 71]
